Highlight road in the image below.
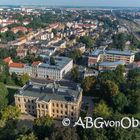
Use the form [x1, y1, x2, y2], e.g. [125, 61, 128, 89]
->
[82, 96, 94, 117]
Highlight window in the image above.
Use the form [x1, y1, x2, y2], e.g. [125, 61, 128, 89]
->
[38, 104, 40, 108]
[52, 103, 54, 107]
[32, 106, 34, 109]
[42, 105, 44, 108]
[18, 98, 20, 102]
[71, 106, 74, 110]
[46, 105, 48, 109]
[65, 111, 67, 115]
[24, 99, 26, 102]
[61, 104, 63, 108]
[71, 112, 74, 116]
[65, 105, 68, 108]
[32, 100, 34, 103]
[28, 105, 30, 109]
[56, 104, 59, 107]
[61, 111, 63, 114]
[57, 110, 59, 113]
[53, 109, 55, 113]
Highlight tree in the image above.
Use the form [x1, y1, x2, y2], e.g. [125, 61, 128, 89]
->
[5, 76, 15, 85]
[128, 89, 140, 114]
[114, 65, 125, 85]
[50, 56, 56, 65]
[0, 83, 8, 110]
[50, 127, 79, 140]
[79, 36, 94, 48]
[127, 68, 140, 89]
[107, 127, 140, 140]
[19, 74, 30, 86]
[135, 52, 140, 61]
[33, 115, 54, 139]
[16, 133, 38, 140]
[112, 33, 126, 50]
[94, 100, 112, 118]
[111, 93, 128, 113]
[71, 67, 80, 82]
[1, 105, 21, 121]
[0, 105, 21, 137]
[69, 49, 82, 63]
[101, 80, 119, 101]
[0, 31, 16, 43]
[98, 71, 115, 83]
[0, 60, 9, 83]
[81, 76, 96, 93]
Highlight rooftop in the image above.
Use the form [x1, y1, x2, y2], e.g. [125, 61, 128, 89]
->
[90, 49, 135, 57]
[3, 57, 12, 64]
[91, 49, 103, 57]
[105, 50, 134, 56]
[9, 62, 25, 68]
[39, 56, 72, 70]
[16, 82, 82, 103]
[98, 61, 125, 67]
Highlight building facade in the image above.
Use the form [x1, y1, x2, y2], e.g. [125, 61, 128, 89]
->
[88, 49, 135, 67]
[15, 82, 83, 121]
[8, 56, 73, 81]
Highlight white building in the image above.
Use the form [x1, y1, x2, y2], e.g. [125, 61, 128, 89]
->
[9, 57, 73, 81]
[37, 57, 73, 80]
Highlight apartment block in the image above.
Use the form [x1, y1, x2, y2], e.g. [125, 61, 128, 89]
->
[88, 49, 135, 67]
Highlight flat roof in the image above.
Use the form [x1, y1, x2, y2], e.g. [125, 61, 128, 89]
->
[39, 56, 72, 70]
[105, 50, 134, 56]
[16, 82, 82, 103]
[91, 49, 103, 57]
[98, 61, 125, 67]
[90, 49, 135, 57]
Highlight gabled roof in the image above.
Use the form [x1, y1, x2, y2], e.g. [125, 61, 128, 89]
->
[32, 61, 41, 66]
[3, 57, 12, 64]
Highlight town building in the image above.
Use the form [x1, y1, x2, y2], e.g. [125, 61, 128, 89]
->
[37, 56, 73, 80]
[96, 61, 125, 71]
[88, 49, 135, 67]
[3, 57, 13, 65]
[8, 56, 73, 81]
[14, 82, 83, 121]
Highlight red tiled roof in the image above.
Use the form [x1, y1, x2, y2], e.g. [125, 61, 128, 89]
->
[32, 61, 41, 66]
[17, 26, 27, 30]
[9, 63, 25, 68]
[3, 57, 12, 63]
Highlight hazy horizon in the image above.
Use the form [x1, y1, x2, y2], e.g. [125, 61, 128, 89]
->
[0, 0, 140, 7]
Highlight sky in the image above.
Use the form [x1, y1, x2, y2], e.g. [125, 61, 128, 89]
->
[0, 0, 140, 7]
